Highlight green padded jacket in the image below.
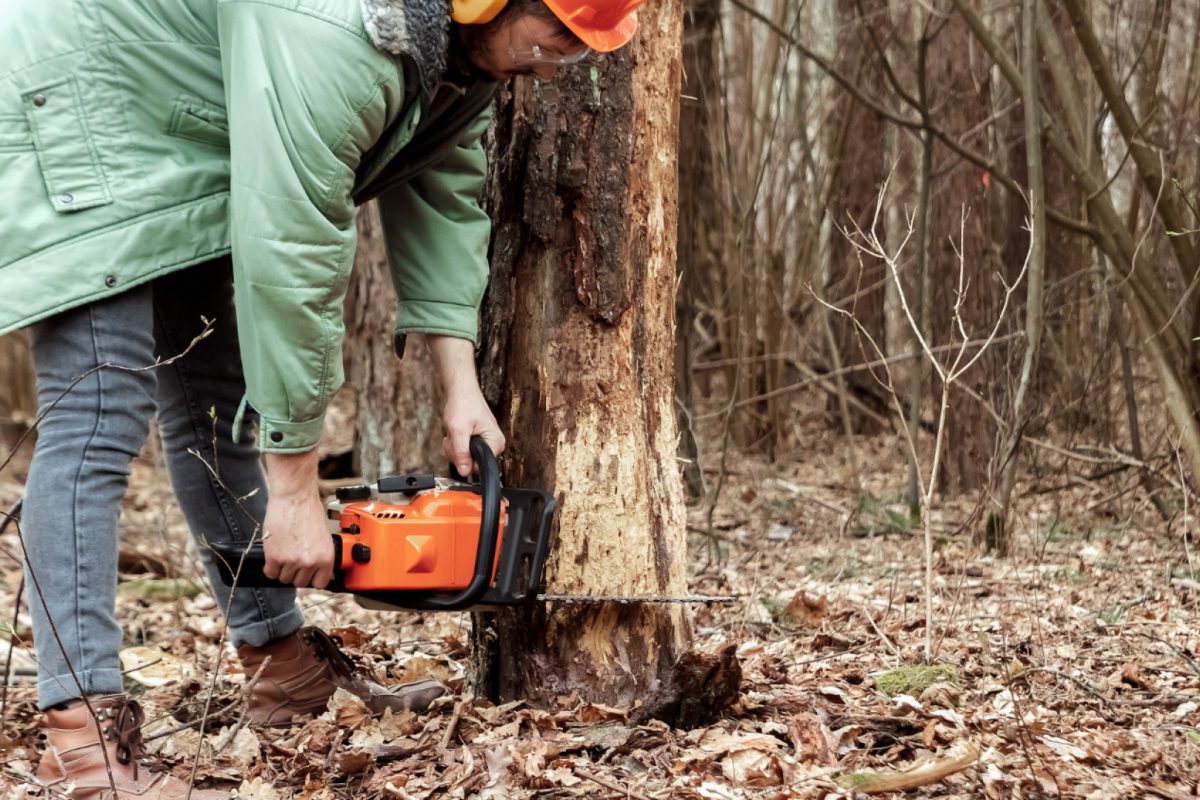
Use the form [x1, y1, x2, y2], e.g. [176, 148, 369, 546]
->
[0, 0, 496, 452]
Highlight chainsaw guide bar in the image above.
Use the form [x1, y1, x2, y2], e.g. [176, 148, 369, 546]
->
[535, 594, 739, 605]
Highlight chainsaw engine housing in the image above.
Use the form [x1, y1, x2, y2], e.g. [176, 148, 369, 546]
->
[210, 437, 555, 611]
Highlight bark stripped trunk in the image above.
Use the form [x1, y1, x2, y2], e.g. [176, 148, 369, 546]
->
[344, 204, 443, 477]
[474, 0, 697, 714]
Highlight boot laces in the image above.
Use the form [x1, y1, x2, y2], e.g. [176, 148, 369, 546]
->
[301, 627, 358, 681]
[102, 699, 165, 780]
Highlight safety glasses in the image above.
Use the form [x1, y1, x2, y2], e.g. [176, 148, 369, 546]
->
[507, 43, 594, 68]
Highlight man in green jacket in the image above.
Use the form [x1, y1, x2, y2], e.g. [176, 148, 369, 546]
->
[0, 0, 642, 794]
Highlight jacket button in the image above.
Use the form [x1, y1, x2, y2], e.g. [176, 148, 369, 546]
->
[59, 193, 74, 204]
[104, 275, 117, 287]
[270, 431, 283, 443]
[31, 94, 46, 107]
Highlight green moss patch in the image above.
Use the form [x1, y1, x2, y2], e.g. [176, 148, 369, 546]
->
[876, 664, 959, 697]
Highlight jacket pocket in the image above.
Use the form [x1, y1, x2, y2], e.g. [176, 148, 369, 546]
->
[167, 95, 229, 149]
[0, 114, 33, 152]
[22, 77, 113, 213]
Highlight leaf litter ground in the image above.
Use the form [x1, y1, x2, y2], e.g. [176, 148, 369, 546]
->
[1, 425, 1198, 798]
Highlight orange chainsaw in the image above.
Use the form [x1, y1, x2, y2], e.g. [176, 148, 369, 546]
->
[210, 437, 555, 611]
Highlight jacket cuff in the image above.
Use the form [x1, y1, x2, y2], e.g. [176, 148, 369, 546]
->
[395, 299, 478, 343]
[257, 413, 325, 453]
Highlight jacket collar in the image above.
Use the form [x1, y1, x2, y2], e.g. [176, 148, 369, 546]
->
[359, 0, 453, 95]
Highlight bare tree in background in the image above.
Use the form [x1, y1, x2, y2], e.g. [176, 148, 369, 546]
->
[0, 333, 35, 450]
[676, 0, 727, 499]
[344, 206, 444, 477]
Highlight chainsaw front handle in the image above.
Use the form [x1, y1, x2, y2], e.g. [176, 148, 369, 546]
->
[409, 435, 501, 609]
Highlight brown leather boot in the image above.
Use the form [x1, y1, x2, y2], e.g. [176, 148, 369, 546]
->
[237, 626, 447, 726]
[37, 694, 227, 799]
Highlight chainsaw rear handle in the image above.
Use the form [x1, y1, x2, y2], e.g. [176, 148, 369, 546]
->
[208, 436, 502, 606]
[208, 530, 348, 592]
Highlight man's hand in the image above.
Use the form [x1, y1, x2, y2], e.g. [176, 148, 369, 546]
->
[427, 335, 505, 475]
[261, 450, 334, 589]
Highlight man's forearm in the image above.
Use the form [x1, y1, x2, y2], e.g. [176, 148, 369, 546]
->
[264, 449, 320, 496]
[426, 334, 504, 474]
[426, 334, 480, 395]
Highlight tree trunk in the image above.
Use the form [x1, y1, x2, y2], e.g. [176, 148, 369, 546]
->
[473, 0, 695, 713]
[0, 332, 35, 450]
[826, 0, 891, 436]
[675, 0, 725, 499]
[344, 204, 443, 478]
[985, 0, 1047, 554]
[930, 17, 1001, 495]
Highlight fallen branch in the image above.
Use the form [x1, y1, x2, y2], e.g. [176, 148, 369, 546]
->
[371, 742, 434, 763]
[836, 740, 980, 793]
[573, 767, 652, 800]
[1026, 666, 1196, 709]
[1171, 578, 1200, 598]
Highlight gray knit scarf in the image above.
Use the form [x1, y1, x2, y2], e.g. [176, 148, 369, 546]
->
[359, 0, 454, 94]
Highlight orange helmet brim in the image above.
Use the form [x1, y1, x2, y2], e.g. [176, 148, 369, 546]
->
[544, 3, 639, 52]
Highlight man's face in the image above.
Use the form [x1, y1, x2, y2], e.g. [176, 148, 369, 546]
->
[462, 14, 591, 81]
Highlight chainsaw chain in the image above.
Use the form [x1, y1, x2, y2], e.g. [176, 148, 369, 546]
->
[535, 594, 739, 605]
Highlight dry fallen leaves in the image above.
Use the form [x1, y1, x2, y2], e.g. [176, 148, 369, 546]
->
[3, 422, 1198, 799]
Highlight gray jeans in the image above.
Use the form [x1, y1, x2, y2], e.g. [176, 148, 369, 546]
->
[22, 258, 304, 709]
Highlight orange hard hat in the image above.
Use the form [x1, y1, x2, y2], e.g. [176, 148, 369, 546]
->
[541, 0, 644, 52]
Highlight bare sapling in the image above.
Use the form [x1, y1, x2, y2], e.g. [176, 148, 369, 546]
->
[820, 179, 1028, 660]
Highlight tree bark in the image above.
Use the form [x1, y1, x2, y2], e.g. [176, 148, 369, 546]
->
[344, 204, 443, 478]
[826, 0, 891, 436]
[986, 0, 1046, 554]
[675, 0, 725, 498]
[0, 332, 35, 450]
[474, 0, 694, 712]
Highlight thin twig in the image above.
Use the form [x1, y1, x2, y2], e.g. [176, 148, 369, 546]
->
[573, 767, 652, 800]
[439, 698, 468, 753]
[209, 656, 273, 756]
[1025, 667, 1195, 709]
[0, 320, 215, 798]
[858, 605, 902, 662]
[186, 422, 273, 798]
[11, 519, 121, 796]
[0, 575, 23, 732]
[0, 324, 214, 477]
[0, 498, 20, 537]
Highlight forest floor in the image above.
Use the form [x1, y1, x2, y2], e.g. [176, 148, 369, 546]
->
[0, 420, 1198, 799]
